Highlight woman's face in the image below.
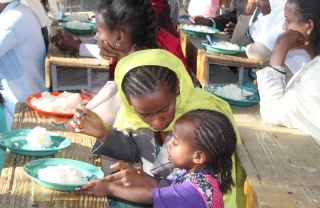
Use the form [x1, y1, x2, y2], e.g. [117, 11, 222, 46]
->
[258, 0, 271, 15]
[282, 0, 310, 39]
[128, 85, 177, 131]
[167, 117, 197, 170]
[94, 13, 119, 50]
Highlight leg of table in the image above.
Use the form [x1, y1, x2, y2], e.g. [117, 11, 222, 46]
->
[196, 51, 209, 89]
[51, 65, 58, 92]
[87, 68, 92, 91]
[238, 66, 244, 86]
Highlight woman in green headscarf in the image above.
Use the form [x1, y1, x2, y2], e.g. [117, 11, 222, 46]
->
[72, 49, 241, 207]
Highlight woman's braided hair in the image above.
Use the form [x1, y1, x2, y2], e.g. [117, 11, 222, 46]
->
[122, 65, 178, 102]
[182, 109, 236, 194]
[290, 0, 320, 55]
[97, 0, 158, 49]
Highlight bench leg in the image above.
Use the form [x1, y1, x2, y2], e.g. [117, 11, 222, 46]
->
[238, 67, 244, 86]
[51, 64, 58, 92]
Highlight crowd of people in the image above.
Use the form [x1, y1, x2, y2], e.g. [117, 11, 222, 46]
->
[0, 0, 319, 207]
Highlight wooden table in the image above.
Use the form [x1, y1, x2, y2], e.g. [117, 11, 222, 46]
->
[0, 102, 109, 207]
[179, 30, 265, 87]
[46, 26, 109, 92]
[232, 105, 320, 208]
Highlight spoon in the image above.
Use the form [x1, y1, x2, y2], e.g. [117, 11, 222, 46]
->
[51, 111, 84, 129]
[206, 35, 213, 45]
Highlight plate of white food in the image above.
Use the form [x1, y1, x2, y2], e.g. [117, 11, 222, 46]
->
[59, 14, 92, 23]
[205, 84, 260, 106]
[24, 158, 104, 191]
[201, 40, 246, 55]
[59, 21, 96, 34]
[179, 24, 219, 36]
[0, 127, 71, 156]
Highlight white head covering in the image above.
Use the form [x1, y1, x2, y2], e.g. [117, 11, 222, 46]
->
[249, 0, 311, 73]
[0, 0, 15, 3]
[20, 0, 52, 27]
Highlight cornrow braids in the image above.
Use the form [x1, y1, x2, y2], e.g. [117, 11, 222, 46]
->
[290, 0, 320, 55]
[97, 0, 158, 49]
[122, 65, 178, 102]
[183, 109, 236, 194]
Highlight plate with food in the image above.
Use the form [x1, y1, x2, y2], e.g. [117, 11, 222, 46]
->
[59, 21, 96, 34]
[26, 91, 90, 116]
[59, 14, 93, 23]
[179, 24, 219, 36]
[23, 158, 104, 191]
[205, 84, 260, 106]
[201, 40, 246, 55]
[0, 127, 71, 156]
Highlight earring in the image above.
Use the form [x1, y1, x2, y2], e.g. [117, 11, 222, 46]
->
[307, 30, 311, 35]
[115, 42, 120, 49]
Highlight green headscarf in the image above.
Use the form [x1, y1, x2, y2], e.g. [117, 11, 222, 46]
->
[114, 49, 239, 138]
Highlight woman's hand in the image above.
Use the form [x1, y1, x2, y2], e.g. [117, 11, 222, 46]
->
[50, 30, 81, 52]
[270, 30, 307, 66]
[70, 106, 109, 142]
[224, 21, 236, 39]
[189, 16, 213, 27]
[104, 163, 158, 188]
[81, 89, 97, 99]
[99, 41, 138, 61]
[78, 178, 111, 197]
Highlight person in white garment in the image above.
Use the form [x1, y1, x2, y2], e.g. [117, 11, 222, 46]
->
[256, 0, 320, 146]
[0, 0, 47, 130]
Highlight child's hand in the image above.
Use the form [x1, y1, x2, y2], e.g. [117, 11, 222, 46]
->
[104, 162, 158, 188]
[77, 178, 110, 197]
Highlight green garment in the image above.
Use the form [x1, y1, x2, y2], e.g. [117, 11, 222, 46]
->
[114, 49, 242, 208]
[0, 105, 8, 174]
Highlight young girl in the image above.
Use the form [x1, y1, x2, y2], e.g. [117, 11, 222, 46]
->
[78, 109, 236, 208]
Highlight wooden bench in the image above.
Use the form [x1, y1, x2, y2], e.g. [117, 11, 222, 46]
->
[231, 105, 320, 207]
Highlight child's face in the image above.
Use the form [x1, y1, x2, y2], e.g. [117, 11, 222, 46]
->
[167, 117, 197, 170]
[129, 85, 177, 131]
[94, 13, 119, 51]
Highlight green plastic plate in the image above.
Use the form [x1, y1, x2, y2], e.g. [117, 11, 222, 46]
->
[59, 22, 96, 34]
[23, 158, 104, 191]
[201, 40, 246, 55]
[0, 129, 70, 156]
[179, 24, 219, 37]
[205, 84, 260, 107]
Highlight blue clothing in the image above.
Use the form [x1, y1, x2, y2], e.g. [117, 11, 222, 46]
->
[0, 104, 8, 174]
[0, 1, 47, 130]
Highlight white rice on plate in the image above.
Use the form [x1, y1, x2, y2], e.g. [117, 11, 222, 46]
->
[214, 84, 254, 101]
[64, 14, 89, 22]
[38, 164, 88, 184]
[211, 41, 240, 51]
[66, 21, 91, 30]
[26, 126, 52, 149]
[180, 24, 213, 33]
[30, 91, 86, 113]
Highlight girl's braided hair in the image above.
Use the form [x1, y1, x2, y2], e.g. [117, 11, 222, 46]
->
[97, 0, 158, 49]
[122, 65, 178, 102]
[182, 109, 236, 194]
[290, 0, 320, 55]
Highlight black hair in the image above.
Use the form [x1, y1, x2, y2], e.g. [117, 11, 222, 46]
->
[97, 0, 158, 49]
[122, 65, 178, 102]
[289, 0, 320, 55]
[0, 92, 5, 107]
[181, 109, 236, 194]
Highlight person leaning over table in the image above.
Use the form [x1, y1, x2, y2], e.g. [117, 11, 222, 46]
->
[189, 0, 255, 38]
[256, 0, 320, 146]
[71, 49, 242, 208]
[231, 0, 312, 83]
[0, 0, 47, 130]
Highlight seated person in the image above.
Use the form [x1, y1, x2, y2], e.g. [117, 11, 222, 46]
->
[232, 0, 311, 76]
[188, 0, 220, 18]
[256, 0, 320, 146]
[78, 109, 237, 208]
[71, 49, 242, 208]
[0, 0, 47, 130]
[189, 0, 253, 38]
